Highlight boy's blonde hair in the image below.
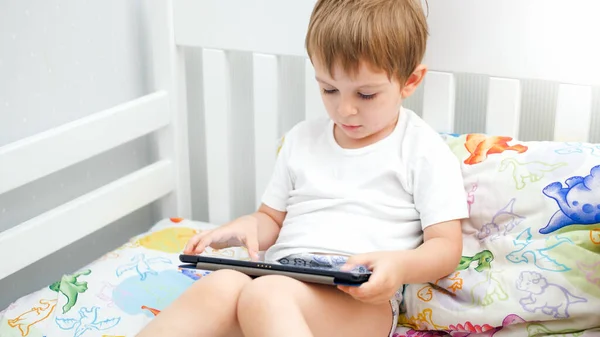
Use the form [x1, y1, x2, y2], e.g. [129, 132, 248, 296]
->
[305, 0, 428, 85]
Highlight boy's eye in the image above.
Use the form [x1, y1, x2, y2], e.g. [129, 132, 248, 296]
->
[322, 88, 376, 100]
[358, 93, 376, 100]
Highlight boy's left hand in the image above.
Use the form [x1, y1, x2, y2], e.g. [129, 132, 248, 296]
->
[337, 251, 404, 305]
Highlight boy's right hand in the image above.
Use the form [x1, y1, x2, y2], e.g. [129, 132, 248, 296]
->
[183, 215, 261, 261]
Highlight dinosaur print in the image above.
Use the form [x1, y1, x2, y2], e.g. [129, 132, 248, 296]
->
[448, 323, 500, 337]
[463, 134, 528, 165]
[526, 323, 584, 337]
[448, 321, 497, 336]
[438, 314, 527, 337]
[467, 183, 478, 215]
[576, 260, 600, 287]
[555, 142, 600, 157]
[136, 227, 197, 253]
[445, 272, 464, 293]
[401, 313, 584, 337]
[506, 227, 574, 272]
[592, 229, 600, 244]
[398, 308, 448, 331]
[7, 299, 57, 336]
[417, 272, 462, 302]
[49, 269, 91, 314]
[540, 165, 600, 234]
[115, 253, 172, 280]
[95, 282, 117, 308]
[434, 270, 508, 311]
[516, 271, 587, 318]
[393, 330, 449, 337]
[205, 247, 237, 258]
[499, 158, 567, 190]
[476, 198, 525, 241]
[55, 306, 120, 337]
[179, 267, 210, 281]
[456, 250, 494, 272]
[469, 270, 508, 306]
[141, 305, 161, 316]
[112, 270, 194, 316]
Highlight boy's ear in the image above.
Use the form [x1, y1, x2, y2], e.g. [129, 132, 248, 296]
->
[401, 64, 427, 98]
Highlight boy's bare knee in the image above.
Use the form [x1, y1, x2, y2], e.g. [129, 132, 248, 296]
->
[237, 276, 295, 313]
[203, 269, 253, 286]
[190, 269, 252, 302]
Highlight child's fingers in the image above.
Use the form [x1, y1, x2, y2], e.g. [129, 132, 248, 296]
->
[184, 231, 211, 254]
[338, 285, 391, 304]
[242, 231, 260, 261]
[194, 230, 230, 254]
[192, 230, 226, 254]
[341, 253, 373, 272]
[209, 241, 232, 249]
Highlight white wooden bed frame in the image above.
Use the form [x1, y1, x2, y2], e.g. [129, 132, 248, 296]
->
[1, 0, 599, 282]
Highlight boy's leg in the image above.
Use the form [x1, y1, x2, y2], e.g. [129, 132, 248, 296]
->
[237, 275, 394, 337]
[136, 269, 251, 337]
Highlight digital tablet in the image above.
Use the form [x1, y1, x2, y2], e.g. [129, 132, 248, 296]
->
[179, 254, 371, 286]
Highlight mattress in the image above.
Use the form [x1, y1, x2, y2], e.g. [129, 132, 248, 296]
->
[0, 218, 244, 337]
[1, 216, 599, 337]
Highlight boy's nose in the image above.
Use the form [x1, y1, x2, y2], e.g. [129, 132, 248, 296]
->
[337, 99, 358, 117]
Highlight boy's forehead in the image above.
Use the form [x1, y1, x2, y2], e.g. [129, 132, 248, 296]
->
[313, 57, 390, 82]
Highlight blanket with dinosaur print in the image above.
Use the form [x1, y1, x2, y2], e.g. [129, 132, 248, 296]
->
[396, 135, 600, 336]
[0, 135, 599, 337]
[0, 219, 246, 337]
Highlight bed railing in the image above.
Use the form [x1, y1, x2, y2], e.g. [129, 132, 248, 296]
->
[0, 0, 192, 280]
[172, 0, 600, 227]
[0, 93, 176, 279]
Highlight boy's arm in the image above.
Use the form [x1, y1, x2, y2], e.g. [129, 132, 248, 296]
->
[249, 203, 286, 251]
[392, 219, 463, 284]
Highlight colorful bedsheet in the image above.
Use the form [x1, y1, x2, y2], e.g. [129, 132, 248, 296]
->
[1, 135, 599, 337]
[0, 219, 248, 337]
[396, 136, 600, 336]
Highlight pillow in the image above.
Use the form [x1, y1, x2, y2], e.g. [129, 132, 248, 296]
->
[399, 135, 600, 336]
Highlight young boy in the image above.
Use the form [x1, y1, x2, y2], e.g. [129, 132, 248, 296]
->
[137, 0, 467, 336]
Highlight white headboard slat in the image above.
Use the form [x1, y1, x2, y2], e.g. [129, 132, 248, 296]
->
[0, 160, 174, 280]
[486, 78, 522, 138]
[202, 49, 233, 224]
[421, 71, 455, 133]
[554, 84, 593, 142]
[148, 0, 193, 219]
[253, 54, 279, 207]
[0, 92, 169, 196]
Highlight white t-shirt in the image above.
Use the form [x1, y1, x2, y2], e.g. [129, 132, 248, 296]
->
[261, 107, 469, 263]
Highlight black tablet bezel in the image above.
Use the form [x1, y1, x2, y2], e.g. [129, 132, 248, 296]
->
[179, 254, 371, 285]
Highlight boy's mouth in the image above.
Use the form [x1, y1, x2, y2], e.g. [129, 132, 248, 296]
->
[341, 124, 361, 131]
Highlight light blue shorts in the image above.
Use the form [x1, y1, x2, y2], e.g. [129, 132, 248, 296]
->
[278, 253, 403, 337]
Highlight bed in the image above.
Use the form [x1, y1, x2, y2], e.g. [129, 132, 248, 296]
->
[1, 0, 599, 336]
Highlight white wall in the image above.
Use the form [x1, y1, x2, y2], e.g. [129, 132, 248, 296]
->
[0, 0, 157, 309]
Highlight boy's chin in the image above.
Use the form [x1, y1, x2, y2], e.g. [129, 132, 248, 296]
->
[339, 127, 367, 139]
